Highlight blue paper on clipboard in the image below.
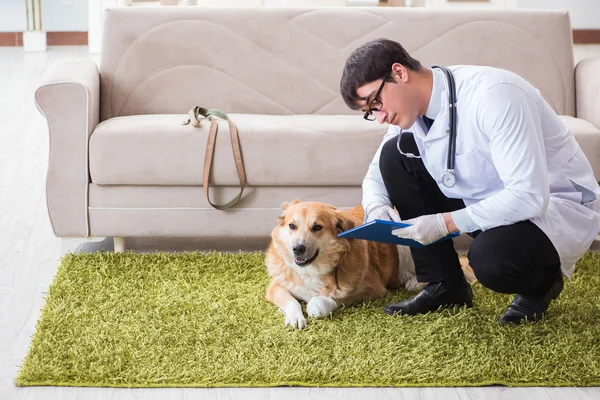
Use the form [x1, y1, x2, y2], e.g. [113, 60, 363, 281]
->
[337, 219, 459, 248]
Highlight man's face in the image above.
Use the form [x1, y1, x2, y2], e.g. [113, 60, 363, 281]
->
[355, 64, 420, 130]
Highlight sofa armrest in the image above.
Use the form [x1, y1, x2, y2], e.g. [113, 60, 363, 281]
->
[35, 58, 99, 237]
[576, 57, 600, 130]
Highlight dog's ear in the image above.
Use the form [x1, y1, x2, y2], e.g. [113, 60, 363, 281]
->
[277, 204, 287, 224]
[281, 198, 302, 211]
[335, 212, 355, 234]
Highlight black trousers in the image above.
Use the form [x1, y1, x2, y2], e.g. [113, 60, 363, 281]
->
[379, 135, 561, 298]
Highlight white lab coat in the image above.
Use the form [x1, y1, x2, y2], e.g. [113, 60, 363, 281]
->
[363, 65, 600, 278]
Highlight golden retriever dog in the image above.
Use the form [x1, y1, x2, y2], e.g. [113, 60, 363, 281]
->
[265, 200, 476, 329]
[264, 200, 421, 329]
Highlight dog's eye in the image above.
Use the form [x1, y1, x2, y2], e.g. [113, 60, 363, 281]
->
[312, 224, 323, 232]
[289, 223, 297, 230]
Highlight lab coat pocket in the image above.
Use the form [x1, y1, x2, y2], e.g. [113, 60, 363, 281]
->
[583, 197, 600, 215]
[550, 148, 600, 208]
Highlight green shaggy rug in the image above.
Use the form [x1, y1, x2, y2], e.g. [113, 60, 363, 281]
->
[16, 251, 600, 388]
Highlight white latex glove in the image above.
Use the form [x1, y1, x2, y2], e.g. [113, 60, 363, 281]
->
[391, 213, 449, 245]
[366, 205, 401, 223]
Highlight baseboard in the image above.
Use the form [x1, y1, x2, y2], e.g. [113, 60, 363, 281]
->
[0, 32, 23, 46]
[573, 29, 600, 44]
[0, 31, 87, 46]
[1, 29, 599, 46]
[47, 32, 88, 45]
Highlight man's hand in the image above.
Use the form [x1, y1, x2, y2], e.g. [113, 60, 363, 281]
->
[391, 213, 449, 245]
[366, 205, 401, 223]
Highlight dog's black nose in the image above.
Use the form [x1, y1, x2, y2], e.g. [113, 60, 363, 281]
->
[293, 244, 306, 256]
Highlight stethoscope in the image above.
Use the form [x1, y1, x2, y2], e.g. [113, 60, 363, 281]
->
[396, 65, 458, 188]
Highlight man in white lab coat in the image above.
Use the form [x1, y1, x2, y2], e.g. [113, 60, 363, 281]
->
[340, 38, 600, 324]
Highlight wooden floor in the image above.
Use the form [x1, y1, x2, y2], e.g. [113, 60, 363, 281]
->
[1, 45, 600, 400]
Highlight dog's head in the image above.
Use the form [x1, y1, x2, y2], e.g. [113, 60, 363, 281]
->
[271, 199, 355, 273]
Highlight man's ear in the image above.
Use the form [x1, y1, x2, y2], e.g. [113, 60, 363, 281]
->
[391, 62, 409, 83]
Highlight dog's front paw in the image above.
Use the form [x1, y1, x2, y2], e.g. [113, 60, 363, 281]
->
[307, 296, 338, 318]
[284, 303, 307, 329]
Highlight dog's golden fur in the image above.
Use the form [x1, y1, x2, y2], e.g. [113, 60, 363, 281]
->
[265, 200, 475, 329]
[265, 200, 416, 329]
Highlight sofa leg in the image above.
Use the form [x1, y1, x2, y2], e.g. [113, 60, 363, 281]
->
[60, 237, 107, 257]
[114, 237, 126, 253]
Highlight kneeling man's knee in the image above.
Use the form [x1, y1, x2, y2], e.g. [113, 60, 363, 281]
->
[467, 240, 505, 291]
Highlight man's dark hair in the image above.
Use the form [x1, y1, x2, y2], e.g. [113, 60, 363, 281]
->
[340, 38, 422, 110]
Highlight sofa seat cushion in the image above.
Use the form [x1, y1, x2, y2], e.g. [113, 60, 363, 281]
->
[89, 114, 387, 186]
[559, 116, 600, 179]
[89, 115, 600, 187]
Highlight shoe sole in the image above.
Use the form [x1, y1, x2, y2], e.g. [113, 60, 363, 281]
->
[498, 279, 564, 325]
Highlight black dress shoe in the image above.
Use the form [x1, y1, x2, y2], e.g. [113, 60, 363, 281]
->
[384, 281, 473, 316]
[498, 274, 564, 325]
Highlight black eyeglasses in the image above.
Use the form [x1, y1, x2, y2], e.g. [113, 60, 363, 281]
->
[363, 70, 391, 121]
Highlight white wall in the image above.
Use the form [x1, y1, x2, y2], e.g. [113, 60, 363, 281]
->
[0, 0, 87, 32]
[1, 0, 600, 33]
[41, 0, 88, 31]
[518, 0, 600, 29]
[428, 0, 519, 9]
[0, 0, 27, 32]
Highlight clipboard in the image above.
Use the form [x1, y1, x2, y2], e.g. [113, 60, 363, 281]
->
[337, 219, 459, 248]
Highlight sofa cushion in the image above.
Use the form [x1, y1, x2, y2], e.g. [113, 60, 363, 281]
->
[89, 114, 387, 186]
[90, 115, 600, 187]
[560, 116, 600, 179]
[100, 7, 575, 120]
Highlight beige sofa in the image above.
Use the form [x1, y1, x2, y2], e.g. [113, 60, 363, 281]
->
[35, 6, 600, 250]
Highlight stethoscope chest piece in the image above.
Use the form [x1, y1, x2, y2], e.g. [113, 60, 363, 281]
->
[442, 171, 456, 188]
